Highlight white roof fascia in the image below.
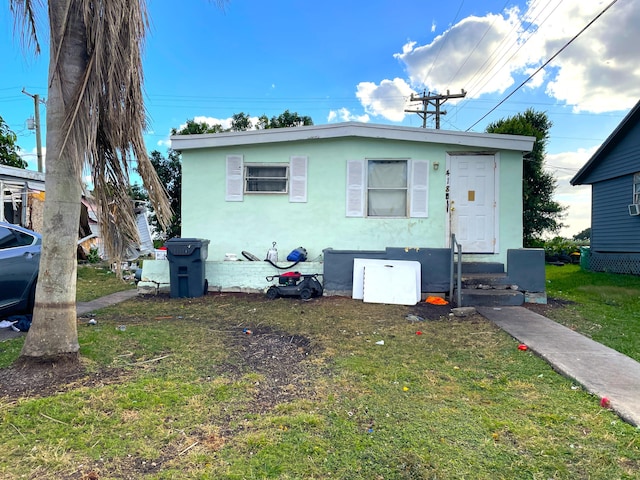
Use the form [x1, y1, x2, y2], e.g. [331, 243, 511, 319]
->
[0, 165, 46, 182]
[170, 122, 535, 153]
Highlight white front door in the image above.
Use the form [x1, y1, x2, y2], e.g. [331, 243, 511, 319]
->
[448, 155, 497, 253]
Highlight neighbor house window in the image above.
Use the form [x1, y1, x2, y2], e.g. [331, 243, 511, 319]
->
[634, 173, 640, 204]
[367, 160, 408, 217]
[245, 165, 288, 193]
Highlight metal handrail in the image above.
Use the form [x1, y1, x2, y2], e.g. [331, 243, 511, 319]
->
[449, 234, 462, 306]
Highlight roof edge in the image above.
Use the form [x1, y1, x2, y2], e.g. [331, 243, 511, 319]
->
[571, 100, 640, 185]
[170, 122, 535, 152]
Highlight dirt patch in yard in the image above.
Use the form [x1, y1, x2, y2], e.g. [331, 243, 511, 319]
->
[0, 354, 127, 401]
[218, 325, 318, 412]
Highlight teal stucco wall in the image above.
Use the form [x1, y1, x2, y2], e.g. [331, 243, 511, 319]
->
[180, 136, 523, 264]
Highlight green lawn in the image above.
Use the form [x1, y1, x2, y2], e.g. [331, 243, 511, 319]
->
[0, 265, 638, 479]
[76, 264, 137, 302]
[544, 264, 640, 362]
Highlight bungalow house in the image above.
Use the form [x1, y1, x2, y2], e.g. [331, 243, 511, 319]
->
[571, 100, 640, 274]
[148, 122, 543, 303]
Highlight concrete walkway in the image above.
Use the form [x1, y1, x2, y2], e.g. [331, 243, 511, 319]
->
[0, 289, 139, 342]
[76, 289, 139, 315]
[478, 306, 640, 427]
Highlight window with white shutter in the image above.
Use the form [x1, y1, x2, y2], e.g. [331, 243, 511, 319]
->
[346, 159, 429, 218]
[226, 154, 309, 202]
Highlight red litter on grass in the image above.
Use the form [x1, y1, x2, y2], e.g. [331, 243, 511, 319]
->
[600, 397, 611, 409]
[416, 331, 423, 335]
[518, 344, 528, 351]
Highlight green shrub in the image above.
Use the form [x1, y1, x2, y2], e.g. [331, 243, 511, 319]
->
[87, 247, 101, 264]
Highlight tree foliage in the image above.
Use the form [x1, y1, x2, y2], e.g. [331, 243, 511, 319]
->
[486, 108, 565, 246]
[257, 110, 313, 129]
[0, 115, 27, 168]
[130, 150, 181, 240]
[170, 119, 225, 135]
[231, 112, 252, 131]
[148, 149, 181, 239]
[573, 227, 591, 241]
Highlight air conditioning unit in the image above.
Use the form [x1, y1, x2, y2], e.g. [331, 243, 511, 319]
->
[629, 204, 640, 216]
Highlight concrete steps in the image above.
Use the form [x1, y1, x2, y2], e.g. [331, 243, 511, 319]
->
[457, 288, 524, 307]
[453, 265, 525, 307]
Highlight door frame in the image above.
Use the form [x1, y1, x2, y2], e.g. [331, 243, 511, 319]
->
[445, 152, 501, 253]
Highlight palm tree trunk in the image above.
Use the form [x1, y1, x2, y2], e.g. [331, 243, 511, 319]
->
[20, 1, 87, 360]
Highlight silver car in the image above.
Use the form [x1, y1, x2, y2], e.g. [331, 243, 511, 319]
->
[0, 222, 41, 317]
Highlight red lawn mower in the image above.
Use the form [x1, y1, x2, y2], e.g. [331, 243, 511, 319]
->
[265, 272, 323, 300]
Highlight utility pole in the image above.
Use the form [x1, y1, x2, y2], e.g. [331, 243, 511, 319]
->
[405, 89, 466, 129]
[22, 89, 45, 173]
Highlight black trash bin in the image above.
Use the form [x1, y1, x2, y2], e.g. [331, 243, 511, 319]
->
[165, 238, 210, 298]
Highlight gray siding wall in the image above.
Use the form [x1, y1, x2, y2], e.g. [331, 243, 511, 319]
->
[580, 120, 640, 184]
[592, 174, 640, 253]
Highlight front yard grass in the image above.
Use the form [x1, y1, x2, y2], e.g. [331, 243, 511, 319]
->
[1, 288, 638, 479]
[76, 264, 137, 302]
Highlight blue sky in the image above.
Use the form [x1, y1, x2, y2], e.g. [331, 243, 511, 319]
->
[1, 0, 638, 237]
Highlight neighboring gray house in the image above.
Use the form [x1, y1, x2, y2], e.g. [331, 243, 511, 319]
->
[571, 100, 640, 274]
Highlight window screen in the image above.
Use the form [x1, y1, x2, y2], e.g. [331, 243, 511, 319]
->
[245, 165, 289, 193]
[367, 160, 408, 217]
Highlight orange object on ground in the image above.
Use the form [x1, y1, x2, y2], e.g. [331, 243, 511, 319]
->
[425, 296, 448, 305]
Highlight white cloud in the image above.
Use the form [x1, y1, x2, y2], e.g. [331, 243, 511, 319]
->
[156, 139, 171, 148]
[399, 11, 522, 95]
[355, 78, 415, 122]
[192, 116, 233, 130]
[360, 1, 639, 119]
[327, 108, 370, 123]
[545, 147, 598, 237]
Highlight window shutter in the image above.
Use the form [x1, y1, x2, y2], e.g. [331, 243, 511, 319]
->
[226, 155, 244, 202]
[289, 155, 308, 203]
[410, 160, 429, 218]
[346, 159, 365, 217]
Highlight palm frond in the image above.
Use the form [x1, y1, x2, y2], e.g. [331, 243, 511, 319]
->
[10, 0, 43, 54]
[50, 0, 171, 263]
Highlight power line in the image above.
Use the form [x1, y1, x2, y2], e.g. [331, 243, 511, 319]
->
[461, 0, 550, 97]
[444, 0, 511, 88]
[466, 0, 620, 132]
[421, 0, 466, 86]
[465, 0, 561, 98]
